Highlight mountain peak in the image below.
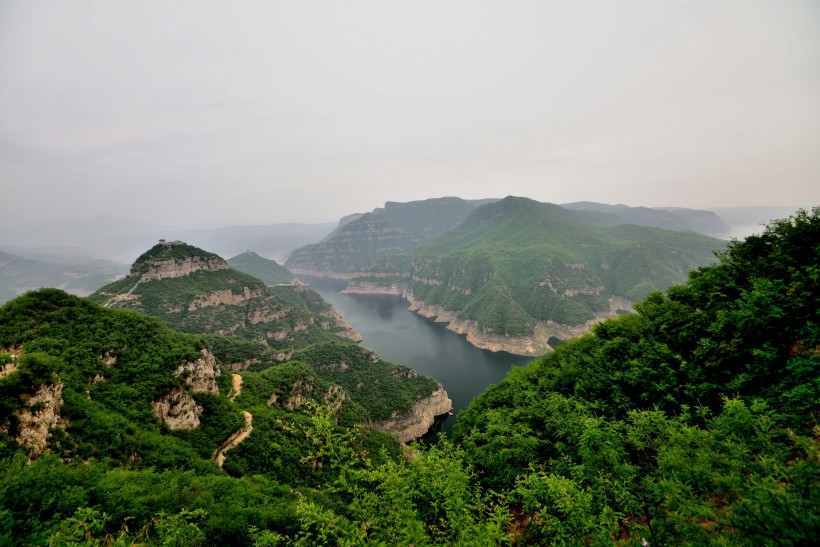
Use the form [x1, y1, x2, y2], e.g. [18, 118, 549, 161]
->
[131, 240, 228, 280]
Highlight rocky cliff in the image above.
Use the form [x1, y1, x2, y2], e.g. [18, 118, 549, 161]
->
[343, 281, 634, 356]
[6, 381, 65, 458]
[373, 386, 452, 444]
[175, 349, 221, 395]
[132, 241, 229, 281]
[152, 387, 202, 431]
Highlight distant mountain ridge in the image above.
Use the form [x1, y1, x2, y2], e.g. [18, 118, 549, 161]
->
[285, 197, 494, 278]
[561, 201, 731, 237]
[227, 251, 295, 285]
[344, 196, 725, 355]
[0, 249, 127, 304]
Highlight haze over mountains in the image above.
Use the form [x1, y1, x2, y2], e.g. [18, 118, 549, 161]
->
[0, 199, 803, 307]
[340, 197, 724, 354]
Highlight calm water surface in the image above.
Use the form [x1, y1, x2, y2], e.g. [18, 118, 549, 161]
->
[303, 277, 535, 435]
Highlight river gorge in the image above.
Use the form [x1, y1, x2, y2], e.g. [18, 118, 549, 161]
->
[303, 277, 534, 435]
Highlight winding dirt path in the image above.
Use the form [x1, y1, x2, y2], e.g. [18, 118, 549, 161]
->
[227, 373, 243, 401]
[214, 410, 253, 468]
[213, 374, 251, 468]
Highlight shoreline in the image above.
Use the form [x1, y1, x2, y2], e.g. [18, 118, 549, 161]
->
[340, 281, 633, 356]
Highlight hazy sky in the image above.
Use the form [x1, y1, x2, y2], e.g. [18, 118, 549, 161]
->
[2, 0, 819, 227]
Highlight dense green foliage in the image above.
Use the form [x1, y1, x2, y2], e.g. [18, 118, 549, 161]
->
[364, 196, 724, 336]
[90, 259, 341, 352]
[292, 342, 440, 421]
[227, 251, 295, 285]
[454, 207, 820, 544]
[2, 210, 816, 545]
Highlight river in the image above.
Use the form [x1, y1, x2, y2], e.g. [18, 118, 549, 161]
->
[303, 277, 535, 435]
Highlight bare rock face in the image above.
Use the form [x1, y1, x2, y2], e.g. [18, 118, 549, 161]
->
[374, 386, 452, 444]
[175, 349, 221, 395]
[11, 381, 65, 458]
[139, 256, 228, 282]
[152, 388, 202, 431]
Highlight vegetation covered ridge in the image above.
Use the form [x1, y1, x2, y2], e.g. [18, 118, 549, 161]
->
[1, 210, 816, 545]
[284, 197, 490, 277]
[452, 206, 820, 544]
[227, 251, 295, 286]
[346, 196, 725, 354]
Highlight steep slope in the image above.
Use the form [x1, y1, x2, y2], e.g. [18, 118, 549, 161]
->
[226, 251, 295, 285]
[345, 196, 724, 355]
[89, 241, 342, 352]
[89, 240, 449, 440]
[284, 197, 488, 278]
[453, 207, 820, 544]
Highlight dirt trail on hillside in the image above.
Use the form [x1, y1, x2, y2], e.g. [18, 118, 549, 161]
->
[227, 373, 243, 401]
[213, 410, 253, 468]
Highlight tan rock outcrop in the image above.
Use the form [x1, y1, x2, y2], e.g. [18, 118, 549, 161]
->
[373, 386, 452, 444]
[152, 388, 202, 431]
[341, 282, 634, 356]
[175, 349, 221, 395]
[140, 256, 228, 282]
[186, 287, 268, 311]
[10, 381, 65, 458]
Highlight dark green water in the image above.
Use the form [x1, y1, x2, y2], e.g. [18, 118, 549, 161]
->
[304, 277, 535, 435]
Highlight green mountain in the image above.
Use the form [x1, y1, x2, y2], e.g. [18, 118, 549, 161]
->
[87, 240, 445, 430]
[0, 249, 127, 304]
[0, 210, 816, 545]
[89, 241, 347, 356]
[227, 251, 295, 285]
[347, 196, 724, 354]
[453, 207, 820, 544]
[284, 197, 491, 277]
[561, 201, 731, 237]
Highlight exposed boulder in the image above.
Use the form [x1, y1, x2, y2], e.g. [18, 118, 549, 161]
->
[374, 386, 452, 444]
[175, 349, 221, 395]
[152, 387, 202, 431]
[9, 381, 65, 458]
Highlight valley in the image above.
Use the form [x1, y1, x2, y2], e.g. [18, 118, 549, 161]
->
[1, 200, 816, 545]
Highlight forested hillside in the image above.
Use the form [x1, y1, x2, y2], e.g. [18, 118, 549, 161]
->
[1, 210, 816, 545]
[453, 207, 820, 544]
[227, 251, 295, 286]
[89, 242, 351, 355]
[348, 196, 724, 354]
[284, 197, 489, 277]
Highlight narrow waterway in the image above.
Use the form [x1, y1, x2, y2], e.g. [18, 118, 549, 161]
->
[303, 277, 535, 435]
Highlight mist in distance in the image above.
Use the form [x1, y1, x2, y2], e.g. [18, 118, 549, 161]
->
[2, 1, 818, 235]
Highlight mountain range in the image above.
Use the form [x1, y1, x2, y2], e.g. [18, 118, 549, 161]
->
[342, 197, 725, 354]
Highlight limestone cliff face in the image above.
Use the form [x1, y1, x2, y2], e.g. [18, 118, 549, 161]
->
[9, 381, 65, 458]
[186, 287, 268, 312]
[139, 256, 228, 282]
[175, 349, 221, 395]
[373, 386, 452, 444]
[342, 282, 634, 356]
[267, 377, 347, 412]
[152, 387, 202, 431]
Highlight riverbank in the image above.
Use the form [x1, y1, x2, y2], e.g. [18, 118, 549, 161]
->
[341, 281, 633, 356]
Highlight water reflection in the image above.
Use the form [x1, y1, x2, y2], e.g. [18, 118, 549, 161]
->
[303, 277, 535, 435]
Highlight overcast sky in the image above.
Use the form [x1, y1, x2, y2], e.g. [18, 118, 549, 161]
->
[2, 0, 819, 227]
